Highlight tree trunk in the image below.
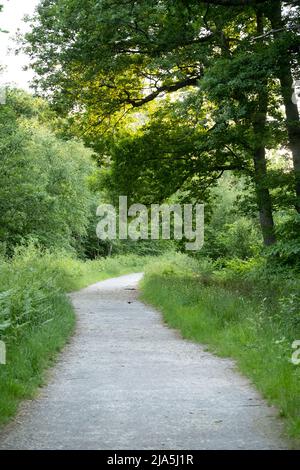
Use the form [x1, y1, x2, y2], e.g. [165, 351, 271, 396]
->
[252, 10, 276, 246]
[252, 90, 276, 246]
[267, 0, 300, 213]
[253, 144, 277, 246]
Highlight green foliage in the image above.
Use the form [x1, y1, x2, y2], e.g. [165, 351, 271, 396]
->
[0, 89, 97, 255]
[22, 0, 300, 252]
[0, 294, 75, 425]
[199, 174, 261, 260]
[268, 213, 300, 268]
[2, 0, 297, 440]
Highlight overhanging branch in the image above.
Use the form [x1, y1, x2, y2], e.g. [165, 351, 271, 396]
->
[124, 75, 202, 108]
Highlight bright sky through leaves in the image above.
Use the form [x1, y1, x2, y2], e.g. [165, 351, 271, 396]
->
[0, 0, 39, 90]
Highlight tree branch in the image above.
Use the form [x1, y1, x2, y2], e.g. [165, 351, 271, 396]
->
[252, 27, 285, 40]
[124, 76, 202, 108]
[114, 33, 215, 55]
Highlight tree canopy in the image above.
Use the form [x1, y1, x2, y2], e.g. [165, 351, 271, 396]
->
[20, 0, 300, 254]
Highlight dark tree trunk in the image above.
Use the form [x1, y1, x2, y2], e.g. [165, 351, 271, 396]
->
[252, 10, 276, 246]
[267, 0, 300, 213]
[253, 144, 277, 246]
[279, 69, 300, 213]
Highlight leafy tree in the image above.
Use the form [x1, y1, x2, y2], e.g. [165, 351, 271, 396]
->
[0, 90, 97, 254]
[22, 0, 300, 248]
[265, 1, 300, 213]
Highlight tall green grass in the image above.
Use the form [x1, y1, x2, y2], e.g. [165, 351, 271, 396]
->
[0, 245, 149, 425]
[140, 253, 300, 442]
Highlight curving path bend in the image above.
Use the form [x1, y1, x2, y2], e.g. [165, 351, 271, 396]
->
[0, 273, 288, 449]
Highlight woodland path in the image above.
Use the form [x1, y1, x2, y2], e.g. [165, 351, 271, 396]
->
[0, 273, 288, 449]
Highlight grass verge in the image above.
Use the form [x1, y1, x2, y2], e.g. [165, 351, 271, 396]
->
[140, 253, 300, 444]
[0, 296, 75, 424]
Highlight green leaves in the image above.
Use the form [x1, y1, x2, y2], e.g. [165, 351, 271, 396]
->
[0, 89, 96, 255]
[20, 0, 300, 254]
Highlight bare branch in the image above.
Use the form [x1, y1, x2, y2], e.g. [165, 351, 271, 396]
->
[252, 27, 285, 40]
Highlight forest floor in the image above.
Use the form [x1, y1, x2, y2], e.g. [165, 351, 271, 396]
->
[0, 273, 289, 450]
